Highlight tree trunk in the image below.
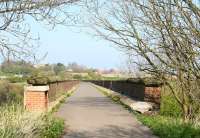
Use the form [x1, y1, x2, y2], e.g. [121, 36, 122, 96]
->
[182, 104, 192, 122]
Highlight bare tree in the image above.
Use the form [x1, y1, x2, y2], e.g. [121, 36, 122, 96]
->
[0, 0, 81, 61]
[89, 0, 200, 121]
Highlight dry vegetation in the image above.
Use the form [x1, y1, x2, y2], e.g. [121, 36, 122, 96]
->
[0, 80, 65, 138]
[0, 104, 64, 138]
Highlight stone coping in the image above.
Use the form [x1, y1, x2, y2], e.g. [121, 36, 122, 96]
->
[25, 85, 49, 92]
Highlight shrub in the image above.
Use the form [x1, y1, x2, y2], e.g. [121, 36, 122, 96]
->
[73, 74, 82, 80]
[7, 76, 25, 83]
[160, 95, 182, 118]
[27, 76, 50, 85]
[0, 81, 24, 105]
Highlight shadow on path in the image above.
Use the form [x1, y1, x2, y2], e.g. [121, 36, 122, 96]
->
[65, 125, 153, 138]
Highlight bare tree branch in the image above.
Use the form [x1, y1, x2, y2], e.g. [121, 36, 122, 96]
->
[89, 0, 200, 121]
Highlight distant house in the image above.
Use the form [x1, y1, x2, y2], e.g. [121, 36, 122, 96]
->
[0, 76, 7, 79]
[33, 64, 46, 68]
[14, 74, 23, 78]
[66, 69, 73, 72]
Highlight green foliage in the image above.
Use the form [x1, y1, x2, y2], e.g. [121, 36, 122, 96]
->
[73, 74, 82, 80]
[159, 85, 183, 118]
[50, 91, 73, 113]
[37, 64, 53, 72]
[1, 60, 34, 75]
[102, 76, 123, 80]
[137, 115, 200, 138]
[32, 65, 55, 78]
[27, 75, 50, 85]
[7, 76, 26, 83]
[160, 95, 182, 118]
[42, 116, 64, 138]
[27, 68, 73, 85]
[53, 63, 65, 75]
[88, 71, 102, 80]
[43, 89, 75, 137]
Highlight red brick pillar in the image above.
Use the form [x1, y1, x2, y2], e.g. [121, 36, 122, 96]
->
[24, 85, 49, 111]
[144, 86, 161, 104]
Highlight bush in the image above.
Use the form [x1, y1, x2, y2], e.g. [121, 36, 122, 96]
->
[0, 81, 24, 105]
[73, 74, 82, 80]
[160, 95, 182, 117]
[7, 76, 25, 83]
[27, 76, 50, 85]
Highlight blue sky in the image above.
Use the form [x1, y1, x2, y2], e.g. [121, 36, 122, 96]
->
[31, 20, 126, 69]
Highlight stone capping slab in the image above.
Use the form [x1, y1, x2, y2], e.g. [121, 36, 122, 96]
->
[25, 85, 49, 92]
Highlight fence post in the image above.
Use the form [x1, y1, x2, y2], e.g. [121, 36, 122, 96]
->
[24, 85, 49, 111]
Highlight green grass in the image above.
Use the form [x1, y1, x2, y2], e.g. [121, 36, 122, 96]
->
[46, 86, 77, 137]
[39, 87, 77, 138]
[42, 115, 65, 138]
[160, 95, 182, 118]
[137, 115, 200, 138]
[50, 87, 76, 113]
[50, 92, 72, 112]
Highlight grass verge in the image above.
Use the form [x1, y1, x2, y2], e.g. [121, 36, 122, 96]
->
[47, 85, 79, 137]
[137, 115, 200, 138]
[46, 85, 78, 137]
[49, 86, 77, 113]
[93, 84, 200, 138]
[42, 115, 65, 138]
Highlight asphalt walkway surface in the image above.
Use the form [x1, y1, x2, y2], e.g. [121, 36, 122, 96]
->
[57, 82, 157, 138]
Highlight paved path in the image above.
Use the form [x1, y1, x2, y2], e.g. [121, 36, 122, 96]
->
[56, 82, 157, 138]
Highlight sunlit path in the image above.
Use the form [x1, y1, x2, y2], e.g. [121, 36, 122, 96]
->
[56, 82, 157, 138]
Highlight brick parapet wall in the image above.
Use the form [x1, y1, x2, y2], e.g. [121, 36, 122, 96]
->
[144, 87, 161, 104]
[48, 80, 79, 102]
[89, 80, 161, 105]
[24, 86, 49, 111]
[24, 80, 79, 111]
